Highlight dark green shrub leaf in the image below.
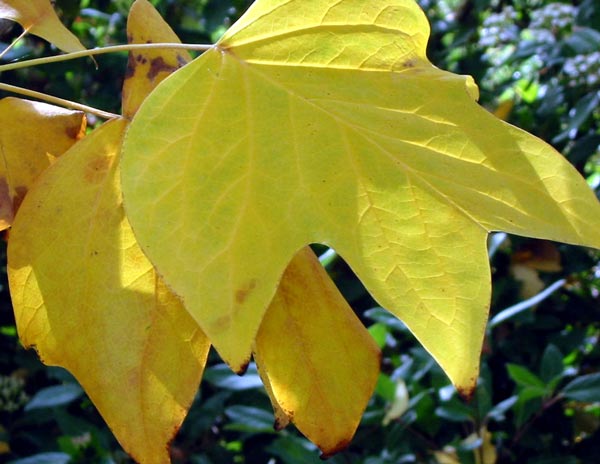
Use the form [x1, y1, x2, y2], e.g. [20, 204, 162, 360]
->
[506, 364, 546, 389]
[203, 363, 263, 391]
[564, 27, 600, 54]
[562, 372, 600, 402]
[552, 92, 600, 143]
[266, 436, 323, 464]
[540, 344, 564, 385]
[224, 405, 277, 433]
[7, 453, 71, 464]
[435, 400, 473, 422]
[24, 384, 83, 411]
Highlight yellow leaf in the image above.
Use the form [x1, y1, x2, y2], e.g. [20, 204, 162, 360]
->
[121, 0, 600, 396]
[493, 98, 514, 121]
[512, 240, 561, 272]
[122, 0, 192, 119]
[255, 354, 290, 431]
[433, 448, 460, 464]
[0, 97, 85, 231]
[254, 247, 380, 456]
[8, 118, 210, 464]
[0, 0, 85, 53]
[382, 379, 409, 426]
[477, 426, 498, 464]
[511, 241, 562, 298]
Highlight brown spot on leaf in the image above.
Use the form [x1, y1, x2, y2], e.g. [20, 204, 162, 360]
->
[235, 279, 257, 304]
[456, 381, 476, 402]
[65, 122, 85, 140]
[234, 358, 250, 375]
[124, 56, 136, 80]
[12, 185, 28, 216]
[84, 156, 112, 184]
[147, 56, 179, 81]
[273, 417, 288, 431]
[0, 178, 14, 229]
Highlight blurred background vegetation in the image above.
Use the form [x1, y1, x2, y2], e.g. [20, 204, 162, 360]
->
[1, 0, 600, 462]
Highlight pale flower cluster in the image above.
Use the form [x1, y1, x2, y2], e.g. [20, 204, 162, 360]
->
[0, 375, 28, 413]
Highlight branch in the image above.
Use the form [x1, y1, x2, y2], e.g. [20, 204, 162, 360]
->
[487, 278, 567, 330]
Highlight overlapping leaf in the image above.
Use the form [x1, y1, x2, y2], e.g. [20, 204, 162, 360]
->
[7, 3, 211, 462]
[0, 97, 85, 230]
[8, 119, 210, 464]
[121, 0, 600, 394]
[254, 247, 380, 457]
[121, 0, 192, 119]
[0, 0, 85, 53]
[7, 1, 381, 458]
[122, 2, 380, 452]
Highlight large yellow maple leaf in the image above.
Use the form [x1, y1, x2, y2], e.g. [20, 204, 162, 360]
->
[8, 0, 381, 459]
[120, 0, 600, 396]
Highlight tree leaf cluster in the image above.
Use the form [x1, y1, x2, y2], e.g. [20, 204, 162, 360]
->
[1, 0, 600, 463]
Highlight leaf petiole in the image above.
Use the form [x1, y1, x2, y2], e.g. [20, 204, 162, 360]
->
[0, 28, 30, 61]
[0, 42, 214, 119]
[0, 83, 119, 119]
[0, 42, 213, 73]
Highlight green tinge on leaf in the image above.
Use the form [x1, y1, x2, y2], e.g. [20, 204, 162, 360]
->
[121, 0, 600, 395]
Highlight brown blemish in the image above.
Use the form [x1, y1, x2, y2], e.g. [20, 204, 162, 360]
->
[235, 358, 250, 375]
[273, 417, 287, 431]
[124, 55, 136, 80]
[319, 438, 352, 459]
[402, 59, 416, 68]
[456, 381, 476, 402]
[84, 156, 112, 184]
[0, 178, 14, 227]
[65, 125, 79, 140]
[146, 56, 179, 81]
[12, 185, 28, 216]
[235, 279, 257, 304]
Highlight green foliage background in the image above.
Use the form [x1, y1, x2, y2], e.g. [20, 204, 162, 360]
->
[1, 0, 600, 463]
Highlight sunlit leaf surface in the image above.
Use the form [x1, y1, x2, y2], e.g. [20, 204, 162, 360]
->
[254, 247, 380, 456]
[121, 0, 600, 394]
[0, 0, 85, 53]
[7, 3, 213, 462]
[8, 119, 210, 464]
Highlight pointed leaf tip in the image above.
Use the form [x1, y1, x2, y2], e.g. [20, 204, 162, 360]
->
[122, 0, 192, 118]
[0, 0, 86, 53]
[255, 247, 380, 455]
